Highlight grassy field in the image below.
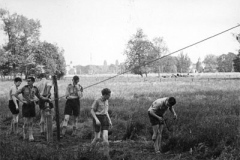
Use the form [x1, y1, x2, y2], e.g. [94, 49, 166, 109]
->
[0, 73, 240, 160]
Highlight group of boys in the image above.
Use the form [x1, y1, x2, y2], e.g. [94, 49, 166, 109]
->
[9, 74, 53, 141]
[8, 74, 177, 157]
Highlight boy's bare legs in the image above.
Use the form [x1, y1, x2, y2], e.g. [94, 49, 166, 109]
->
[62, 115, 69, 135]
[23, 118, 28, 140]
[28, 118, 34, 141]
[39, 110, 45, 134]
[152, 125, 160, 152]
[157, 125, 164, 152]
[72, 116, 78, 136]
[90, 132, 101, 150]
[102, 130, 111, 160]
[13, 114, 19, 134]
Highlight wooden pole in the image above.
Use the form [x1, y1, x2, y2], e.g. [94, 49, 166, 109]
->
[53, 75, 60, 141]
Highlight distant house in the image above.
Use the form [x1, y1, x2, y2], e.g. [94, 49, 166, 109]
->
[66, 61, 76, 75]
[189, 63, 197, 73]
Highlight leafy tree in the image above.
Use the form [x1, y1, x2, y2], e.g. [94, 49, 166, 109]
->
[33, 42, 66, 77]
[203, 54, 218, 72]
[0, 48, 11, 77]
[217, 52, 236, 72]
[176, 52, 191, 73]
[195, 58, 204, 73]
[152, 37, 168, 76]
[0, 8, 41, 76]
[124, 29, 155, 77]
[152, 56, 177, 73]
[233, 50, 240, 72]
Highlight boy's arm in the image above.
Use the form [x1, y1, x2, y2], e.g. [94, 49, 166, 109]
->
[77, 85, 83, 99]
[106, 112, 112, 127]
[91, 100, 100, 125]
[11, 87, 19, 109]
[65, 85, 70, 99]
[106, 102, 112, 127]
[35, 88, 48, 101]
[169, 106, 177, 119]
[46, 84, 52, 97]
[13, 88, 26, 104]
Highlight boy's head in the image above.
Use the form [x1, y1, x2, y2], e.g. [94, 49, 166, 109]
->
[72, 75, 79, 84]
[101, 88, 111, 100]
[14, 77, 22, 87]
[27, 76, 35, 85]
[167, 97, 176, 106]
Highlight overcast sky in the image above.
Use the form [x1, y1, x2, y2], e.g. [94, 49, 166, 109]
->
[0, 0, 240, 66]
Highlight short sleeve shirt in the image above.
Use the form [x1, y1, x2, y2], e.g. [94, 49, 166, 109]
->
[148, 97, 169, 116]
[91, 97, 109, 115]
[65, 84, 83, 97]
[15, 85, 40, 102]
[9, 85, 18, 100]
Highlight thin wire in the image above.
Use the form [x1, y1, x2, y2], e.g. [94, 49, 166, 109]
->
[52, 24, 240, 101]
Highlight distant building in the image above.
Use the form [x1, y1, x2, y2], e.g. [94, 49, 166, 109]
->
[66, 61, 76, 75]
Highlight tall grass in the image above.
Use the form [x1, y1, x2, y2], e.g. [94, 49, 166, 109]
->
[0, 75, 239, 159]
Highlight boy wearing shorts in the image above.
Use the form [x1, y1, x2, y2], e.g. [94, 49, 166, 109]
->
[148, 97, 177, 153]
[61, 75, 83, 136]
[14, 76, 50, 141]
[91, 88, 112, 159]
[8, 77, 22, 134]
[35, 73, 54, 135]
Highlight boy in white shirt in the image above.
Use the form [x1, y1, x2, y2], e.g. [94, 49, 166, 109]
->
[8, 77, 22, 134]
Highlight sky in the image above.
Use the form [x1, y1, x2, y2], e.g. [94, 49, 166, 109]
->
[0, 0, 240, 66]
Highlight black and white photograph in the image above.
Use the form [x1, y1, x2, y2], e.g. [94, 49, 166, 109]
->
[0, 0, 240, 159]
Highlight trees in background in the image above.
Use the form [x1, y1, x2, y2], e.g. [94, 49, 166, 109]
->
[217, 52, 236, 72]
[195, 58, 204, 73]
[176, 52, 191, 73]
[124, 29, 173, 77]
[203, 54, 218, 72]
[233, 50, 240, 72]
[0, 8, 66, 78]
[124, 29, 156, 77]
[151, 37, 169, 76]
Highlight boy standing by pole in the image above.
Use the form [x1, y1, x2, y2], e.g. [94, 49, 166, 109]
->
[8, 77, 22, 134]
[91, 88, 112, 160]
[61, 75, 83, 136]
[35, 73, 54, 136]
[148, 97, 177, 153]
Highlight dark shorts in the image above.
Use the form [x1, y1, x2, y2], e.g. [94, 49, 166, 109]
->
[93, 114, 110, 132]
[22, 102, 36, 118]
[64, 99, 80, 116]
[8, 100, 19, 115]
[39, 95, 54, 110]
[148, 111, 164, 126]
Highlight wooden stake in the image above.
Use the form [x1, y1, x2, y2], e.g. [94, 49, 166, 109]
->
[53, 75, 60, 141]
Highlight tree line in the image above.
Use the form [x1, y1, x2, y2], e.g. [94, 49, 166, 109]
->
[70, 29, 239, 77]
[122, 29, 240, 77]
[0, 9, 66, 79]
